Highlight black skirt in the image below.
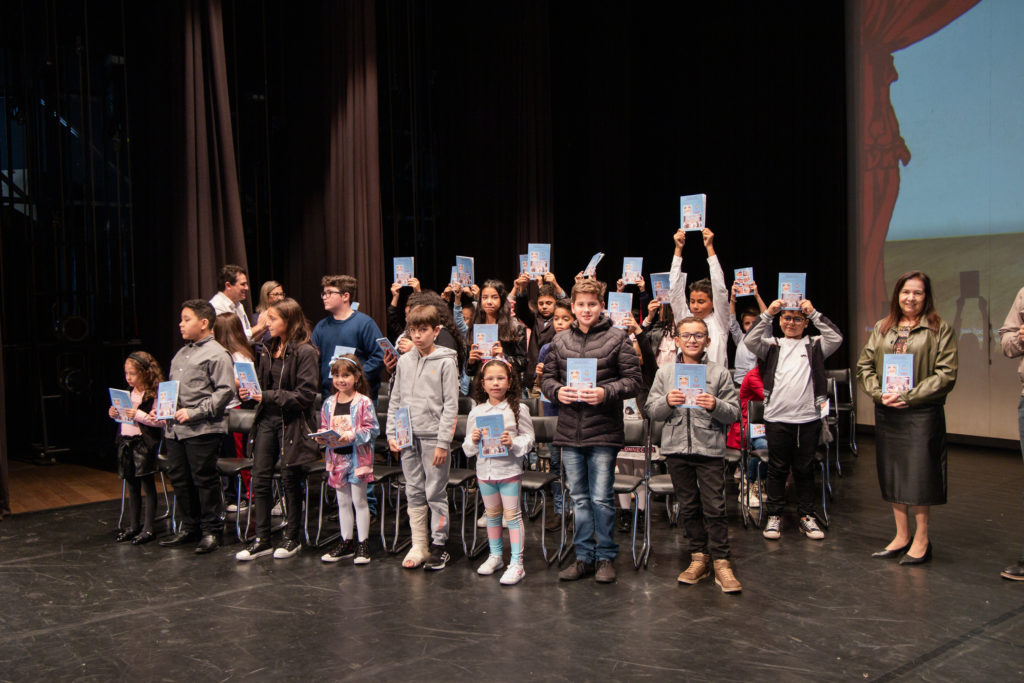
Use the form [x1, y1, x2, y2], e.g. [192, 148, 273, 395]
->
[874, 404, 947, 506]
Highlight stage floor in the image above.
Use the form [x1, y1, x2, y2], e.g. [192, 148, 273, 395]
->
[2, 437, 1023, 681]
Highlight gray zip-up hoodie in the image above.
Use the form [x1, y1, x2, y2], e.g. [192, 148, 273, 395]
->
[645, 356, 739, 458]
[386, 345, 459, 451]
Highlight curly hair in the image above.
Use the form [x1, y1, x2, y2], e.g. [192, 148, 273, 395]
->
[125, 351, 164, 401]
[470, 359, 522, 432]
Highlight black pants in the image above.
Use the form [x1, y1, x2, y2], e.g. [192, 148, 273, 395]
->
[250, 420, 304, 542]
[164, 434, 223, 536]
[764, 420, 821, 517]
[665, 454, 730, 559]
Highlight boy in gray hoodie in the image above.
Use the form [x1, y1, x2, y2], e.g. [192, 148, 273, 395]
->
[387, 305, 460, 570]
[646, 316, 741, 592]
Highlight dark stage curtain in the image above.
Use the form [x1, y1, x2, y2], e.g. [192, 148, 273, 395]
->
[854, 0, 980, 326]
[284, 0, 386, 325]
[176, 0, 249, 306]
[0, 310, 8, 519]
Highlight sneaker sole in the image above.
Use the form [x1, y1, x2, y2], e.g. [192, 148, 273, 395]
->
[500, 572, 525, 586]
[800, 529, 825, 540]
[424, 555, 450, 571]
[677, 571, 711, 585]
[274, 549, 300, 559]
[321, 555, 342, 563]
[762, 532, 781, 540]
[715, 578, 742, 593]
[353, 557, 372, 565]
[236, 549, 273, 561]
[1000, 571, 1024, 581]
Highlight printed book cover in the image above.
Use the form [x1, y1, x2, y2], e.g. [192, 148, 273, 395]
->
[455, 256, 475, 286]
[622, 257, 643, 285]
[376, 337, 398, 356]
[680, 193, 706, 231]
[332, 345, 356, 361]
[393, 257, 414, 286]
[527, 243, 550, 279]
[883, 353, 914, 393]
[650, 272, 672, 302]
[778, 273, 806, 310]
[734, 267, 754, 296]
[477, 414, 507, 457]
[154, 380, 180, 420]
[583, 252, 605, 278]
[109, 388, 134, 424]
[673, 364, 705, 408]
[567, 358, 597, 392]
[607, 292, 633, 329]
[234, 361, 261, 397]
[473, 324, 499, 359]
[394, 407, 413, 450]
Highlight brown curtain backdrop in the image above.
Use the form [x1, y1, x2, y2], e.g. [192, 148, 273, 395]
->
[175, 0, 249, 306]
[0, 309, 9, 519]
[853, 0, 980, 327]
[284, 0, 385, 326]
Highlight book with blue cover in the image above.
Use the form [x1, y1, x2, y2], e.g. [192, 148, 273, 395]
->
[519, 254, 529, 276]
[583, 252, 605, 278]
[233, 360, 261, 398]
[566, 358, 597, 394]
[455, 255, 475, 286]
[109, 388, 134, 424]
[623, 397, 642, 421]
[527, 243, 550, 280]
[154, 380, 180, 420]
[394, 406, 413, 450]
[376, 337, 398, 357]
[734, 267, 754, 296]
[351, 302, 359, 311]
[622, 257, 643, 285]
[778, 273, 806, 310]
[680, 193, 706, 231]
[673, 364, 705, 408]
[883, 353, 914, 394]
[476, 414, 507, 458]
[393, 257, 414, 286]
[749, 423, 766, 439]
[650, 272, 672, 303]
[607, 292, 633, 329]
[473, 324, 499, 360]
[332, 345, 356, 362]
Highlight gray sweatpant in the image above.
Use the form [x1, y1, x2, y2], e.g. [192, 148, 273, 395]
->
[401, 437, 450, 545]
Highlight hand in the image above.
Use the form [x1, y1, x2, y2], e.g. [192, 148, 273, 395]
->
[123, 408, 137, 420]
[383, 349, 398, 373]
[388, 439, 400, 453]
[543, 272, 557, 286]
[800, 300, 815, 317]
[432, 446, 448, 466]
[469, 345, 483, 363]
[730, 282, 739, 302]
[881, 393, 908, 409]
[575, 271, 586, 283]
[108, 406, 119, 419]
[451, 281, 462, 297]
[622, 312, 641, 336]
[442, 284, 453, 301]
[491, 342, 504, 358]
[239, 388, 262, 403]
[750, 282, 759, 295]
[174, 408, 191, 423]
[469, 428, 481, 444]
[702, 227, 714, 249]
[636, 277, 646, 292]
[336, 430, 355, 445]
[314, 436, 330, 446]
[535, 362, 544, 377]
[514, 274, 530, 291]
[673, 229, 685, 248]
[579, 386, 605, 405]
[616, 278, 625, 292]
[647, 299, 661, 318]
[767, 300, 783, 316]
[409, 277, 421, 292]
[397, 337, 414, 353]
[557, 386, 578, 405]
[666, 389, 686, 407]
[499, 431, 513, 446]
[694, 393, 716, 411]
[470, 284, 481, 299]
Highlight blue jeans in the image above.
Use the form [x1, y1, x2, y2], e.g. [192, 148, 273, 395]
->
[747, 436, 768, 481]
[562, 445, 618, 562]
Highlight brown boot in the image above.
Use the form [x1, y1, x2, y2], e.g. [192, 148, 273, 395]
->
[713, 558, 742, 593]
[677, 552, 711, 584]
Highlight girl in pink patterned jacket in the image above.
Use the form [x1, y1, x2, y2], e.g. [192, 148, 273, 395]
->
[315, 354, 379, 565]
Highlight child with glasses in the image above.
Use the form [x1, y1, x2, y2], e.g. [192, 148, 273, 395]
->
[646, 317, 741, 592]
[311, 275, 386, 400]
[743, 298, 843, 541]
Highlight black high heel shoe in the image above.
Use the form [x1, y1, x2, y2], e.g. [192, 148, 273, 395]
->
[871, 541, 912, 559]
[899, 542, 933, 565]
[131, 530, 155, 545]
[115, 528, 139, 543]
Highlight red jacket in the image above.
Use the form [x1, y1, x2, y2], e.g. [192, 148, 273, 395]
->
[726, 366, 764, 450]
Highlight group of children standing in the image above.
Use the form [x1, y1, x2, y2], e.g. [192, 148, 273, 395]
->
[109, 228, 844, 592]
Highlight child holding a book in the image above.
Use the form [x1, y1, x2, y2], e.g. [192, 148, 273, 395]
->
[743, 298, 843, 541]
[646, 317, 741, 591]
[386, 305, 460, 570]
[513, 272, 567, 392]
[466, 279, 528, 386]
[463, 358, 536, 584]
[668, 228, 731, 366]
[535, 299, 574, 529]
[541, 279, 641, 584]
[318, 355, 380, 565]
[108, 351, 165, 545]
[234, 298, 321, 561]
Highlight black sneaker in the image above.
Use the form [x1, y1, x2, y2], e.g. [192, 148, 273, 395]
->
[320, 539, 355, 563]
[273, 538, 301, 559]
[235, 538, 272, 562]
[424, 543, 450, 571]
[353, 541, 372, 565]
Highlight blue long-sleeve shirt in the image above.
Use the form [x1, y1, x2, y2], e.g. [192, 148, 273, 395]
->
[311, 312, 385, 399]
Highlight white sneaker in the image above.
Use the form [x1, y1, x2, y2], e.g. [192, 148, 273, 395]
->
[799, 516, 825, 540]
[763, 515, 782, 540]
[477, 554, 505, 576]
[226, 500, 249, 514]
[747, 482, 761, 509]
[499, 562, 525, 585]
[273, 538, 301, 558]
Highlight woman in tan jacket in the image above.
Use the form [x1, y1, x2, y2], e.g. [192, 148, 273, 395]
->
[857, 271, 957, 565]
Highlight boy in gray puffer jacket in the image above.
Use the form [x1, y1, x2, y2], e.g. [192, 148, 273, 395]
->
[646, 316, 741, 592]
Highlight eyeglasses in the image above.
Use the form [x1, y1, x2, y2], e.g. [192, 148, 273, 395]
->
[781, 315, 806, 323]
[676, 332, 707, 341]
[321, 290, 341, 298]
